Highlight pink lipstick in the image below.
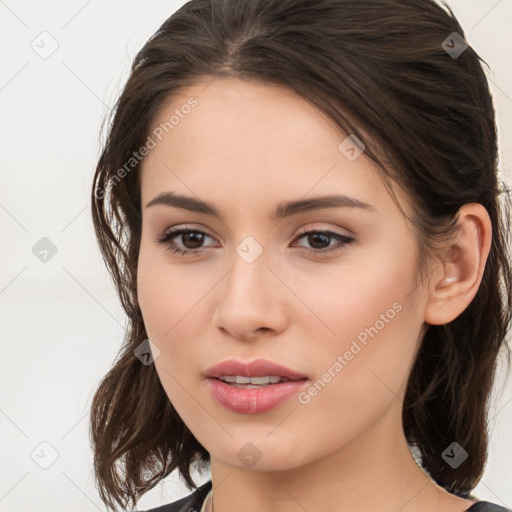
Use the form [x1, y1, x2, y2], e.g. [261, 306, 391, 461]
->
[204, 358, 309, 414]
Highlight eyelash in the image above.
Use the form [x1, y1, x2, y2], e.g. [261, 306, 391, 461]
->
[154, 226, 354, 257]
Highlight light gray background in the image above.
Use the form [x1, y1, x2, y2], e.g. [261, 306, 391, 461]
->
[1, 1, 511, 510]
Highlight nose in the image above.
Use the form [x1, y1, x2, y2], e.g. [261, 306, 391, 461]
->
[212, 245, 288, 342]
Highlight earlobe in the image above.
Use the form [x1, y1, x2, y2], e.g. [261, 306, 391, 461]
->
[424, 203, 492, 326]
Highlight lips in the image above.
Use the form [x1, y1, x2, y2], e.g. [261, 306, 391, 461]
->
[204, 358, 308, 381]
[206, 378, 309, 414]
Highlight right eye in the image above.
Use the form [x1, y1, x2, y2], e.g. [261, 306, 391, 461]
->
[154, 227, 218, 256]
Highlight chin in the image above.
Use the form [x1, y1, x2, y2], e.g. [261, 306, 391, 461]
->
[209, 434, 311, 472]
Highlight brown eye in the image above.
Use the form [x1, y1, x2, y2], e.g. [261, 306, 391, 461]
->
[154, 228, 216, 256]
[305, 232, 331, 250]
[292, 230, 354, 255]
[179, 231, 206, 249]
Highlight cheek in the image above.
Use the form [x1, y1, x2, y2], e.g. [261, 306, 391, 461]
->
[290, 290, 419, 461]
[294, 240, 421, 400]
[137, 245, 165, 341]
[137, 251, 201, 414]
[137, 241, 200, 342]
[137, 243, 212, 388]
[296, 244, 415, 348]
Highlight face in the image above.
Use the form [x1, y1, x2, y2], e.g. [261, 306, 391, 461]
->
[137, 77, 429, 471]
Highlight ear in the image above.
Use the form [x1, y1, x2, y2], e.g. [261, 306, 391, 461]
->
[424, 203, 492, 326]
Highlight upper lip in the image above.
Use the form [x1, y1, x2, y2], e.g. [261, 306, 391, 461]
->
[205, 358, 308, 381]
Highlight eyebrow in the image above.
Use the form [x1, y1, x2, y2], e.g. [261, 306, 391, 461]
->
[145, 191, 376, 220]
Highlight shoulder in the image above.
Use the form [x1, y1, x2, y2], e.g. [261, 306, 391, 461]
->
[139, 480, 213, 512]
[465, 501, 511, 512]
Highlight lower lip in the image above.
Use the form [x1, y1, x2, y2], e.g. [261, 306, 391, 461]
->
[206, 378, 309, 414]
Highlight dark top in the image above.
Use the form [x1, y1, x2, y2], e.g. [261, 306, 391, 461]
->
[140, 480, 511, 512]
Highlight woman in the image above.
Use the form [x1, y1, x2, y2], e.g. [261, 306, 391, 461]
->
[89, 1, 512, 511]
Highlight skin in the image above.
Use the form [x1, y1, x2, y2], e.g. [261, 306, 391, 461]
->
[137, 77, 492, 512]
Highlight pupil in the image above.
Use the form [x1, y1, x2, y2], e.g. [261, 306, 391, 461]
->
[183, 232, 204, 249]
[309, 232, 329, 249]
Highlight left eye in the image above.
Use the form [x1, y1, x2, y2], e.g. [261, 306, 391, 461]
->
[292, 230, 354, 255]
[155, 228, 354, 256]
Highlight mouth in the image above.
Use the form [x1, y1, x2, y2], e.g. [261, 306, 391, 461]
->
[204, 358, 309, 414]
[212, 375, 307, 388]
[204, 357, 309, 382]
[205, 376, 310, 414]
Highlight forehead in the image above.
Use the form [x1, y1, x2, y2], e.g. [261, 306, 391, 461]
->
[139, 77, 401, 218]
[146, 76, 344, 160]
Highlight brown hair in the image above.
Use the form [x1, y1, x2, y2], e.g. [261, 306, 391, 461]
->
[89, 0, 512, 509]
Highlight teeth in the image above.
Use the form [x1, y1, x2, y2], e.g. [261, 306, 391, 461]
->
[219, 375, 288, 385]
